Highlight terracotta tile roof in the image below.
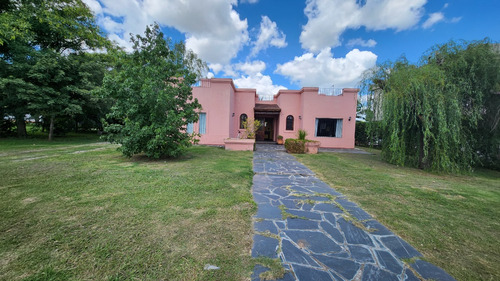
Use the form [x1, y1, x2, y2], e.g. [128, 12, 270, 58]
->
[254, 103, 281, 112]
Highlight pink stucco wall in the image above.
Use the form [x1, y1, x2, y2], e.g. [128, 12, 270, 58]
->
[192, 79, 232, 145]
[233, 89, 256, 138]
[276, 91, 301, 140]
[300, 88, 357, 149]
[191, 78, 358, 149]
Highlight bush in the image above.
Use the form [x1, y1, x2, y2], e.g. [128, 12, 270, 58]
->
[0, 117, 15, 137]
[297, 129, 307, 141]
[355, 121, 382, 148]
[284, 138, 305, 153]
[355, 122, 368, 146]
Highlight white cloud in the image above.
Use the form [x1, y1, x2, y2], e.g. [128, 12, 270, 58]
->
[347, 38, 377, 48]
[450, 17, 462, 23]
[234, 73, 286, 96]
[275, 48, 377, 89]
[236, 61, 266, 75]
[83, 0, 102, 15]
[208, 60, 284, 96]
[250, 16, 287, 57]
[209, 63, 224, 74]
[83, 0, 249, 64]
[422, 12, 445, 29]
[240, 0, 259, 3]
[300, 0, 426, 52]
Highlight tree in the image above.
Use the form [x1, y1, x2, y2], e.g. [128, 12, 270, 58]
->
[101, 24, 204, 158]
[362, 39, 500, 172]
[424, 40, 500, 169]
[0, 0, 110, 139]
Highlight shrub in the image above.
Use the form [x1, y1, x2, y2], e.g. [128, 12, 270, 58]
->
[297, 129, 307, 141]
[284, 138, 305, 154]
[355, 121, 382, 148]
[241, 118, 261, 139]
[355, 122, 368, 146]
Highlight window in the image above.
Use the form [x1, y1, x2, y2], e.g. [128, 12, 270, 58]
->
[239, 114, 247, 129]
[186, 122, 194, 134]
[315, 118, 342, 137]
[199, 113, 206, 134]
[286, 115, 294, 131]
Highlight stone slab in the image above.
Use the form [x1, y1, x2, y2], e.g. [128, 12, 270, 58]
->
[313, 255, 360, 280]
[338, 218, 374, 246]
[284, 230, 342, 253]
[281, 239, 320, 267]
[380, 236, 422, 259]
[411, 260, 457, 281]
[361, 264, 399, 281]
[292, 264, 334, 281]
[252, 234, 278, 258]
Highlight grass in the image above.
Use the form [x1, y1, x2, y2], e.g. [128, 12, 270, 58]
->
[0, 135, 256, 280]
[296, 148, 500, 281]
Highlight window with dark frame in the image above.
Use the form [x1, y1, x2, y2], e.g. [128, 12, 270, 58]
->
[315, 118, 342, 137]
[239, 113, 248, 129]
[286, 115, 294, 130]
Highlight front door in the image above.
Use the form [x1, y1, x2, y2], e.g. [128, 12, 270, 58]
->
[256, 117, 274, 141]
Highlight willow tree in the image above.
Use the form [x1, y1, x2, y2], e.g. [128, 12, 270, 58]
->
[362, 39, 500, 172]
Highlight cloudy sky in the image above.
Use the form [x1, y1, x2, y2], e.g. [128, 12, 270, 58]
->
[83, 0, 499, 96]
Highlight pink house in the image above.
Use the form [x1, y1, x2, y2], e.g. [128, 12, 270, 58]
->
[189, 78, 358, 149]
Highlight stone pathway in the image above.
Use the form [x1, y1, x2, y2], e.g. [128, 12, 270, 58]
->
[251, 144, 456, 281]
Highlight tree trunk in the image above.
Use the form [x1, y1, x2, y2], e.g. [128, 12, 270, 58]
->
[16, 115, 27, 138]
[48, 115, 55, 141]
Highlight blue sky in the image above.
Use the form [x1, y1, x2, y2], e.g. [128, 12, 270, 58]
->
[84, 0, 500, 96]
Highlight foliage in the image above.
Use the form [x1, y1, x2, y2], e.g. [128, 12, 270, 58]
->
[284, 138, 306, 154]
[0, 0, 111, 139]
[355, 122, 368, 146]
[362, 39, 500, 172]
[241, 118, 261, 139]
[297, 129, 307, 140]
[277, 135, 283, 140]
[101, 24, 203, 158]
[0, 116, 16, 137]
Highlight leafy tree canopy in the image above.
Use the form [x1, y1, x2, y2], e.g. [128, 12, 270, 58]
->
[0, 0, 111, 139]
[362, 39, 500, 172]
[101, 23, 204, 158]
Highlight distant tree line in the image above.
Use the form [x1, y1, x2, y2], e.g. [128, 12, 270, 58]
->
[0, 0, 113, 140]
[1, 0, 206, 158]
[360, 39, 500, 172]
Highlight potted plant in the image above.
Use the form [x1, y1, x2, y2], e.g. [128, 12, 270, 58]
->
[283, 129, 320, 154]
[277, 135, 284, 145]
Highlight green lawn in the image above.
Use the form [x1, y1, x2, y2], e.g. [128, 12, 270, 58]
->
[0, 136, 255, 280]
[296, 149, 500, 281]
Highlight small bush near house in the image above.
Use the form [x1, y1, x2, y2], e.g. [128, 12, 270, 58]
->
[285, 138, 306, 153]
[355, 121, 368, 146]
[297, 129, 307, 141]
[241, 118, 261, 139]
[355, 121, 382, 148]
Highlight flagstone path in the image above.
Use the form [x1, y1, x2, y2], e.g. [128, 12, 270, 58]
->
[251, 144, 456, 281]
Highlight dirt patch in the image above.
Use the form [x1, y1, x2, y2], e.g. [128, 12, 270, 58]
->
[21, 197, 38, 204]
[71, 147, 108, 154]
[444, 194, 466, 200]
[14, 155, 51, 162]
